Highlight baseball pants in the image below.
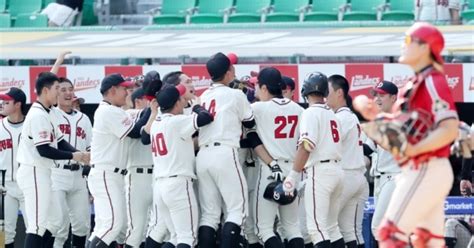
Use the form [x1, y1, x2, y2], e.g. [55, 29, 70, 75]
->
[371, 173, 397, 241]
[254, 160, 302, 243]
[50, 168, 90, 247]
[338, 169, 369, 245]
[88, 168, 127, 245]
[444, 218, 472, 248]
[146, 188, 169, 244]
[382, 158, 453, 247]
[305, 162, 344, 244]
[16, 165, 61, 236]
[154, 176, 198, 246]
[241, 149, 260, 245]
[124, 168, 153, 247]
[297, 172, 311, 245]
[4, 181, 27, 245]
[196, 145, 248, 229]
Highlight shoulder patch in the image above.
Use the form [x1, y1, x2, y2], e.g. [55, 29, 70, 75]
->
[432, 98, 449, 113]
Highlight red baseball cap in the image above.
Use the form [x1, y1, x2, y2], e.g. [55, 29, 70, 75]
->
[406, 22, 445, 64]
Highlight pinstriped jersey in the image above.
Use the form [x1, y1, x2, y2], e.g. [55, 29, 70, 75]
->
[299, 103, 342, 168]
[126, 108, 153, 168]
[0, 118, 23, 181]
[17, 102, 65, 168]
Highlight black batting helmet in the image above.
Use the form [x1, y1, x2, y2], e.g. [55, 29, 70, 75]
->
[142, 70, 162, 99]
[263, 181, 297, 205]
[301, 72, 328, 97]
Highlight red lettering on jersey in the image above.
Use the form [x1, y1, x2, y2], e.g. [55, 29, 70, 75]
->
[151, 133, 168, 156]
[59, 124, 71, 135]
[274, 115, 299, 139]
[330, 120, 340, 143]
[202, 99, 216, 118]
[76, 127, 86, 139]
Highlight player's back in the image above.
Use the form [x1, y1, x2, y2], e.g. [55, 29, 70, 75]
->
[126, 108, 153, 168]
[301, 104, 342, 167]
[198, 84, 253, 148]
[252, 98, 303, 161]
[335, 107, 365, 170]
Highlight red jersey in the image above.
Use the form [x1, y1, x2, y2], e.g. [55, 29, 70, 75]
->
[405, 66, 458, 159]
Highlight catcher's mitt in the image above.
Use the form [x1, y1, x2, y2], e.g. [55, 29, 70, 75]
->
[361, 109, 433, 162]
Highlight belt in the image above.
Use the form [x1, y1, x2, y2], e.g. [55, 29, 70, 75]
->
[56, 164, 81, 171]
[91, 165, 128, 175]
[320, 159, 338, 163]
[204, 142, 221, 148]
[135, 168, 153, 174]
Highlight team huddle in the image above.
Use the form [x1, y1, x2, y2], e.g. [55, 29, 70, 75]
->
[0, 22, 465, 248]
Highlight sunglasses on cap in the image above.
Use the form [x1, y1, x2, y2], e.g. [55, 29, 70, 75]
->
[404, 35, 426, 45]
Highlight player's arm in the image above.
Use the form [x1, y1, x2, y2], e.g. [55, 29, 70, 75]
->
[141, 100, 159, 145]
[50, 51, 71, 74]
[405, 118, 458, 157]
[127, 107, 151, 139]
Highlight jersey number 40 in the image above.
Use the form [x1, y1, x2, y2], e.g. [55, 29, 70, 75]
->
[151, 133, 168, 156]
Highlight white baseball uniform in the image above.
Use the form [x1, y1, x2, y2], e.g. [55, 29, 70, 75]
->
[365, 138, 401, 241]
[240, 147, 260, 245]
[151, 113, 200, 246]
[49, 107, 92, 248]
[88, 101, 134, 245]
[415, 0, 451, 21]
[251, 98, 304, 243]
[0, 117, 27, 245]
[124, 108, 154, 247]
[300, 103, 344, 245]
[197, 83, 251, 229]
[16, 102, 65, 236]
[334, 107, 369, 246]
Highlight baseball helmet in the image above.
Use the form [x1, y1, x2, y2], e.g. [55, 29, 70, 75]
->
[263, 181, 297, 205]
[142, 70, 162, 99]
[406, 22, 445, 64]
[301, 72, 328, 97]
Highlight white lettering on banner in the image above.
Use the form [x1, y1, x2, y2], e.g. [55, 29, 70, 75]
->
[446, 75, 460, 89]
[351, 75, 380, 90]
[73, 77, 101, 91]
[444, 201, 473, 211]
[390, 75, 411, 88]
[0, 78, 25, 92]
[192, 76, 212, 89]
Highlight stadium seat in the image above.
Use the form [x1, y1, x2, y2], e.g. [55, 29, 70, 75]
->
[228, 0, 271, 23]
[153, 0, 195, 25]
[14, 13, 48, 27]
[82, 0, 98, 25]
[9, 0, 43, 17]
[190, 0, 233, 23]
[0, 0, 7, 13]
[304, 0, 348, 21]
[343, 0, 385, 21]
[381, 0, 414, 21]
[265, 0, 310, 22]
[0, 13, 10, 27]
[461, 0, 474, 21]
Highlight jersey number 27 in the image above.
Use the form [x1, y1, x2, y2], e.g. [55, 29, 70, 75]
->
[274, 115, 298, 139]
[151, 133, 168, 156]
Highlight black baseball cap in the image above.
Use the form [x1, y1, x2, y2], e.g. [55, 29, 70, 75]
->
[206, 52, 231, 81]
[142, 71, 162, 100]
[282, 76, 295, 91]
[370, 80, 398, 96]
[100, 73, 134, 94]
[131, 88, 146, 104]
[0, 87, 27, 104]
[157, 84, 186, 111]
[258, 67, 283, 90]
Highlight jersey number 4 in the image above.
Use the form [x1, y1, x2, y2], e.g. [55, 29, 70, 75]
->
[151, 133, 168, 156]
[202, 99, 216, 118]
[274, 115, 298, 139]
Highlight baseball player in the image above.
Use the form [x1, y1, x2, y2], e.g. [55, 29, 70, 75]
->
[124, 88, 154, 248]
[282, 72, 345, 248]
[362, 81, 402, 241]
[251, 67, 304, 248]
[196, 52, 253, 247]
[0, 88, 28, 248]
[88, 73, 153, 247]
[162, 71, 197, 115]
[16, 72, 89, 248]
[455, 122, 473, 197]
[373, 23, 459, 247]
[325, 74, 368, 248]
[151, 85, 214, 248]
[48, 77, 92, 248]
[281, 76, 296, 101]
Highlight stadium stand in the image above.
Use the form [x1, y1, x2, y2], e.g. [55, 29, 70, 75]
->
[462, 0, 474, 21]
[381, 0, 415, 20]
[189, 0, 233, 23]
[304, 0, 347, 21]
[342, 0, 384, 21]
[14, 13, 48, 27]
[152, 0, 195, 24]
[0, 13, 10, 27]
[9, 0, 43, 18]
[265, 0, 310, 22]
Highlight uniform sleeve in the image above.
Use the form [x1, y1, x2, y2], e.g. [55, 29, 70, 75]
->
[31, 115, 55, 146]
[108, 108, 134, 140]
[237, 91, 254, 122]
[426, 75, 458, 125]
[298, 110, 318, 151]
[177, 115, 198, 139]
